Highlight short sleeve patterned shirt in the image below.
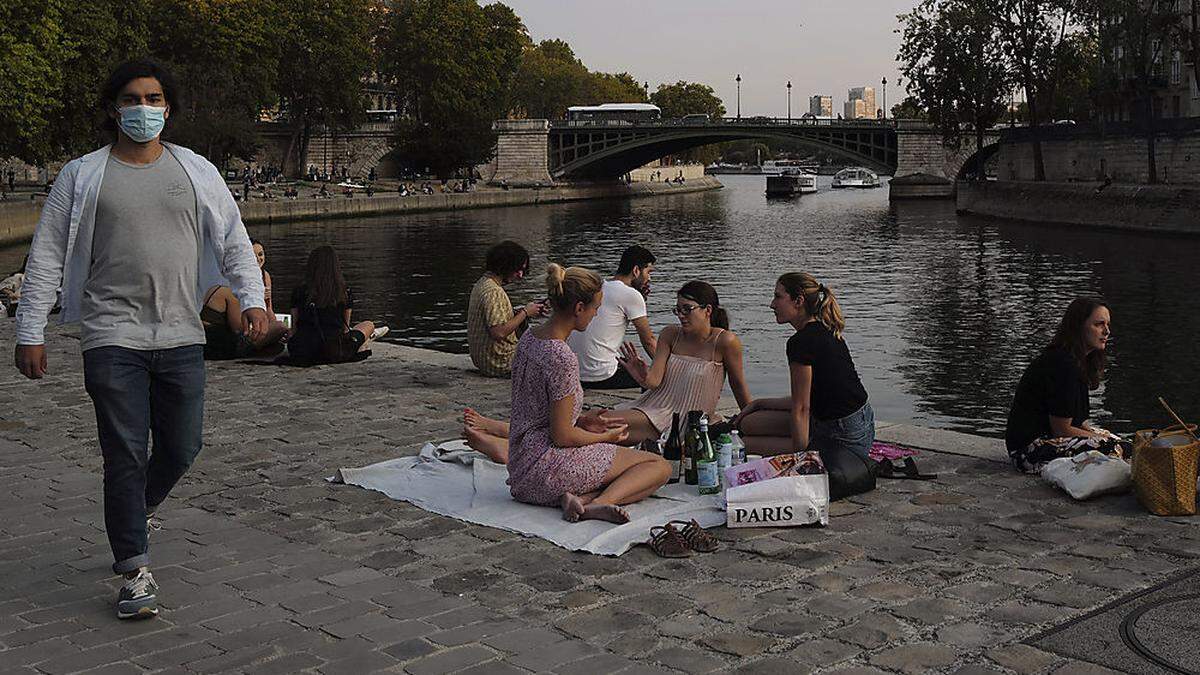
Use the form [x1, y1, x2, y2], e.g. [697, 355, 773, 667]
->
[467, 275, 518, 376]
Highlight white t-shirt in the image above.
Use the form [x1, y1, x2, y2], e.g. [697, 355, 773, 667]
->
[567, 279, 647, 381]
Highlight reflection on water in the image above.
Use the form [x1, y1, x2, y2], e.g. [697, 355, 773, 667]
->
[4, 175, 1198, 436]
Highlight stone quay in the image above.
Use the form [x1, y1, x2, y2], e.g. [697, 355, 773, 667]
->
[2, 319, 1196, 673]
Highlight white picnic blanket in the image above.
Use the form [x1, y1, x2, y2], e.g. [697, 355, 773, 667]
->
[331, 440, 725, 556]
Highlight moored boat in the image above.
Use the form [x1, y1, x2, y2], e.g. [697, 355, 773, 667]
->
[831, 167, 881, 188]
[766, 170, 818, 197]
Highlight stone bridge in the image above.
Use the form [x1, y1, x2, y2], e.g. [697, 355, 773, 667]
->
[490, 118, 1000, 187]
[254, 118, 998, 193]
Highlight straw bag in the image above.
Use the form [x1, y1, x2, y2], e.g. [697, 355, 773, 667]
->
[1131, 424, 1200, 516]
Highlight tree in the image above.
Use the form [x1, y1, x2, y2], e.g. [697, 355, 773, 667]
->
[898, 0, 1009, 154]
[379, 0, 526, 177]
[275, 0, 375, 177]
[891, 96, 928, 120]
[48, 0, 150, 160]
[586, 71, 647, 104]
[1094, 0, 1179, 183]
[0, 1, 71, 163]
[508, 39, 590, 118]
[146, 0, 286, 164]
[992, 0, 1087, 181]
[649, 81, 726, 119]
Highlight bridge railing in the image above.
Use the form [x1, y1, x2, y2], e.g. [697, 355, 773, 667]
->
[550, 117, 898, 129]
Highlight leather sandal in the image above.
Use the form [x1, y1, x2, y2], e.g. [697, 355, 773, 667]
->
[668, 519, 720, 553]
[649, 524, 692, 558]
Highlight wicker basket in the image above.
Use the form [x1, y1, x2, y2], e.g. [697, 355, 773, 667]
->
[1131, 425, 1200, 516]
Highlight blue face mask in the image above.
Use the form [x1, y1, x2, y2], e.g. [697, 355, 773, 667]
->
[117, 105, 167, 143]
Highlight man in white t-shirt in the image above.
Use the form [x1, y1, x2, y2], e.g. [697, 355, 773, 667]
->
[567, 245, 657, 389]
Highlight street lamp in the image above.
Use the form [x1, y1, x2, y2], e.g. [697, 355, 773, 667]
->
[736, 74, 742, 119]
[882, 77, 888, 120]
[787, 80, 792, 122]
[644, 81, 650, 101]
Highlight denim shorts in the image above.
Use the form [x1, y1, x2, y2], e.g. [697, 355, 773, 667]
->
[811, 402, 875, 461]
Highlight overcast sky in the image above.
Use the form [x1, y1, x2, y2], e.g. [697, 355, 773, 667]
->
[501, 0, 920, 117]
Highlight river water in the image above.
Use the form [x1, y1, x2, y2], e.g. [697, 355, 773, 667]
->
[6, 174, 1199, 436]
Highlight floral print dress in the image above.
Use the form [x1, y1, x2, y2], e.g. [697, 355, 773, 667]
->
[506, 331, 619, 506]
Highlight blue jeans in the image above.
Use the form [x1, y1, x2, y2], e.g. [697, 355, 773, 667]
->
[812, 402, 875, 461]
[83, 345, 205, 574]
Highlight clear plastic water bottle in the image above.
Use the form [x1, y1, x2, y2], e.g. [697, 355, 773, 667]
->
[716, 433, 734, 473]
[730, 430, 747, 465]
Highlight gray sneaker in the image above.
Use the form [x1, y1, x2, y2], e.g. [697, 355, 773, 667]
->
[117, 569, 159, 620]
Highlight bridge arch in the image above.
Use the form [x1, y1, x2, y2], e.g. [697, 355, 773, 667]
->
[954, 141, 1001, 181]
[549, 124, 897, 180]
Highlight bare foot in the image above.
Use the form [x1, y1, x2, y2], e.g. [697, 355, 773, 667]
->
[463, 425, 509, 464]
[579, 503, 630, 524]
[561, 493, 586, 522]
[464, 408, 507, 436]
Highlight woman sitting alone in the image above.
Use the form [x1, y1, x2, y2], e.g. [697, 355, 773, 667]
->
[505, 263, 671, 523]
[287, 245, 388, 364]
[734, 273, 875, 460]
[1005, 297, 1129, 473]
[463, 280, 751, 464]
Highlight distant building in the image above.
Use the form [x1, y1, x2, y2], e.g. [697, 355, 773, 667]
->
[845, 86, 877, 119]
[809, 95, 832, 118]
[1098, 6, 1197, 121]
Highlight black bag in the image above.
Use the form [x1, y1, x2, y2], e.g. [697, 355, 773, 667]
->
[819, 447, 877, 501]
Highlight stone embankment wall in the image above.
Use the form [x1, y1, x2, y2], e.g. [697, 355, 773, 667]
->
[956, 179, 1200, 235]
[0, 199, 44, 247]
[0, 177, 722, 245]
[627, 163, 705, 182]
[999, 133, 1200, 185]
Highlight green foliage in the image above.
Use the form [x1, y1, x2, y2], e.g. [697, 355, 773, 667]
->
[891, 96, 928, 120]
[650, 81, 726, 119]
[897, 0, 1009, 150]
[0, 1, 69, 163]
[587, 72, 648, 105]
[275, 0, 375, 174]
[379, 0, 527, 177]
[509, 39, 591, 118]
[145, 0, 285, 163]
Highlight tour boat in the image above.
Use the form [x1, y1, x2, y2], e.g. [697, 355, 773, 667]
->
[765, 170, 818, 197]
[831, 167, 881, 188]
[760, 159, 818, 175]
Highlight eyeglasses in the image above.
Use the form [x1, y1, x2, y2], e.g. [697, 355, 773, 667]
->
[671, 303, 704, 317]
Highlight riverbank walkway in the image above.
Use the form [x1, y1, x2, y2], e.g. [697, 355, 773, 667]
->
[2, 320, 1197, 674]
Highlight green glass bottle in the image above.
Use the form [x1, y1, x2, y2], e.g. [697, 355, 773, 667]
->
[683, 411, 703, 485]
[695, 415, 720, 495]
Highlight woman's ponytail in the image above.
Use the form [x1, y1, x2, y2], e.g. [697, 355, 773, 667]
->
[778, 273, 846, 339]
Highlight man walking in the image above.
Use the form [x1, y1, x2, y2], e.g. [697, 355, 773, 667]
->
[567, 245, 657, 389]
[14, 60, 266, 620]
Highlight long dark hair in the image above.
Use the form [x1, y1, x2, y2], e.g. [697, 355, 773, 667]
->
[1048, 297, 1108, 389]
[678, 280, 729, 330]
[304, 246, 348, 308]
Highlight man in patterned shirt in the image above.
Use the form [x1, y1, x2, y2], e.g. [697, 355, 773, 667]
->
[467, 240, 547, 376]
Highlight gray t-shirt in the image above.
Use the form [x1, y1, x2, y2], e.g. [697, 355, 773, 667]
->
[80, 149, 204, 351]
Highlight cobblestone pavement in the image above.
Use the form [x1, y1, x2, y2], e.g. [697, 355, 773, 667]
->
[2, 322, 1197, 674]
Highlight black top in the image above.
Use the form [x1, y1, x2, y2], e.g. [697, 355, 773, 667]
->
[1005, 346, 1089, 454]
[289, 284, 355, 357]
[786, 322, 868, 421]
